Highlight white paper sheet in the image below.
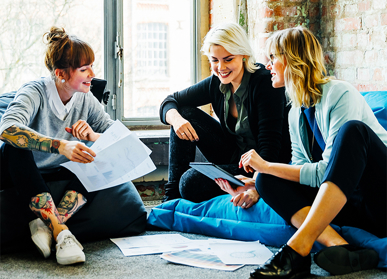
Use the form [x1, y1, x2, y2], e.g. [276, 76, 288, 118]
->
[209, 241, 273, 265]
[110, 234, 196, 257]
[161, 249, 244, 271]
[61, 120, 155, 192]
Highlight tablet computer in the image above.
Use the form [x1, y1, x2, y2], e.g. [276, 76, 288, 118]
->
[189, 162, 244, 187]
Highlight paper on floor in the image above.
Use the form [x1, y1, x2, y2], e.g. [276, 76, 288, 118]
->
[209, 240, 273, 265]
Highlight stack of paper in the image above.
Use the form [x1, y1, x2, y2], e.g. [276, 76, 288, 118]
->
[61, 120, 156, 192]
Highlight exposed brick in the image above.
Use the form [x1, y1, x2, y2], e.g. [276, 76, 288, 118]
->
[342, 33, 357, 48]
[261, 6, 274, 18]
[274, 6, 285, 17]
[356, 84, 378, 91]
[373, 68, 384, 81]
[344, 4, 358, 16]
[382, 13, 387, 26]
[336, 50, 364, 66]
[358, 68, 370, 80]
[329, 5, 341, 18]
[324, 51, 335, 65]
[379, 49, 387, 62]
[336, 68, 356, 81]
[286, 6, 299, 17]
[309, 6, 319, 18]
[357, 33, 371, 49]
[373, 0, 387, 10]
[358, 1, 371, 12]
[309, 22, 320, 33]
[343, 17, 362, 30]
[364, 14, 379, 28]
[364, 50, 379, 65]
[322, 6, 327, 17]
[371, 30, 387, 50]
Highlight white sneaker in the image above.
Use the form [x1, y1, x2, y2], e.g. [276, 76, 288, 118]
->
[29, 218, 52, 258]
[56, 230, 85, 265]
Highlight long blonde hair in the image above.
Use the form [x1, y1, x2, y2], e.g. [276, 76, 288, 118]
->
[266, 26, 332, 108]
[201, 22, 259, 73]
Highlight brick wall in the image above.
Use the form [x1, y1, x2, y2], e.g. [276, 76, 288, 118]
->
[321, 0, 387, 91]
[209, 0, 387, 90]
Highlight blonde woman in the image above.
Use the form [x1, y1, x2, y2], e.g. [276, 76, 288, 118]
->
[159, 22, 291, 207]
[240, 26, 386, 278]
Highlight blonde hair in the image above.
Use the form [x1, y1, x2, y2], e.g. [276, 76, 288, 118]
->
[201, 22, 259, 73]
[266, 26, 332, 108]
[43, 26, 95, 80]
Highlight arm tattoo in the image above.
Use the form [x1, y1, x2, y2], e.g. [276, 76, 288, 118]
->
[0, 125, 61, 154]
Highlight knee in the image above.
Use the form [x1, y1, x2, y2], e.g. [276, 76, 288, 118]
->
[179, 168, 200, 200]
[1, 143, 34, 161]
[255, 173, 279, 201]
[339, 120, 368, 136]
[179, 107, 200, 120]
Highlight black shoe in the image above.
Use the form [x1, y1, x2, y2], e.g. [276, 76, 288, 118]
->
[313, 244, 379, 275]
[250, 244, 311, 279]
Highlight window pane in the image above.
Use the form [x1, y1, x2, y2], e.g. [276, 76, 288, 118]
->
[123, 0, 192, 119]
[0, 0, 103, 95]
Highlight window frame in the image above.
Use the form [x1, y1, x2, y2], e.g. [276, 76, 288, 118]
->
[104, 0, 201, 128]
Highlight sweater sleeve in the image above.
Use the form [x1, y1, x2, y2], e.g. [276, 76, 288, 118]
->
[86, 93, 114, 133]
[251, 70, 288, 162]
[159, 76, 214, 124]
[0, 83, 41, 135]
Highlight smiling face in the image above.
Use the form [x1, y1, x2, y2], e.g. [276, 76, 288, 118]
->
[209, 45, 245, 92]
[67, 62, 95, 93]
[265, 54, 286, 88]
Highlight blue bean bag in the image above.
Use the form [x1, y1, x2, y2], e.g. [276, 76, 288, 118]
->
[147, 195, 387, 269]
[147, 91, 387, 269]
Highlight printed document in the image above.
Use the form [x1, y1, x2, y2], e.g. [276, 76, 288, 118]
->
[61, 120, 156, 192]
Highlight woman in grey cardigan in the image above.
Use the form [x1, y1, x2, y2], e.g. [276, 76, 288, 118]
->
[0, 27, 119, 265]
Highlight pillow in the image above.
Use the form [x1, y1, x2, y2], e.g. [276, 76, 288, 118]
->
[361, 91, 387, 130]
[147, 195, 387, 269]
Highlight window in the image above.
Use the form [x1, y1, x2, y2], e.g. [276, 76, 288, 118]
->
[136, 23, 168, 77]
[0, 0, 104, 94]
[1, 0, 198, 128]
[117, 0, 196, 125]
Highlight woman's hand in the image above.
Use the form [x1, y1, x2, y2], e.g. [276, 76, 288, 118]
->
[166, 109, 199, 141]
[239, 149, 269, 174]
[65, 120, 100, 142]
[215, 175, 259, 209]
[231, 189, 260, 209]
[58, 140, 96, 163]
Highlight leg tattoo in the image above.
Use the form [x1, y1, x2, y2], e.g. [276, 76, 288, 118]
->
[29, 192, 64, 232]
[57, 190, 87, 223]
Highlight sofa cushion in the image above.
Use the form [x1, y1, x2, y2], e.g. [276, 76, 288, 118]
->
[361, 91, 387, 130]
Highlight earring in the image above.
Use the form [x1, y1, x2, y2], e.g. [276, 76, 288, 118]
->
[61, 79, 65, 83]
[243, 58, 246, 62]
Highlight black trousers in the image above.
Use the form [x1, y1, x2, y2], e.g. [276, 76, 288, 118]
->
[256, 121, 387, 238]
[0, 144, 97, 213]
[167, 107, 251, 203]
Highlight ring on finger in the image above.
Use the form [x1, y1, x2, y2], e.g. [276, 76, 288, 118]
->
[181, 132, 185, 135]
[242, 202, 246, 207]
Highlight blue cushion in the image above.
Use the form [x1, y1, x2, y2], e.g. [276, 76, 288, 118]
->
[361, 91, 387, 130]
[147, 195, 387, 268]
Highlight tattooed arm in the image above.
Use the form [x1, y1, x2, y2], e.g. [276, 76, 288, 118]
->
[0, 124, 96, 163]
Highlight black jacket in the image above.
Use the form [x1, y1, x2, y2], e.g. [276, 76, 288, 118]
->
[160, 63, 291, 164]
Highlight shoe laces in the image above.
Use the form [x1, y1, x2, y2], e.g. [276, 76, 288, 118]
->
[59, 235, 76, 248]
